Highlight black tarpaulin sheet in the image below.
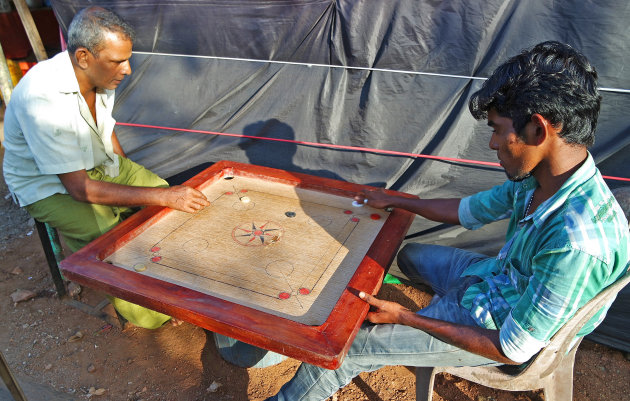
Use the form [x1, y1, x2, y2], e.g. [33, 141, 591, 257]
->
[49, 0, 630, 351]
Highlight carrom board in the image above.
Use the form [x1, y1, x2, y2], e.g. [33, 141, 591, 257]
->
[60, 161, 415, 369]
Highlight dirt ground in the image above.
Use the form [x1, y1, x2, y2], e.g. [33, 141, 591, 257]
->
[1, 139, 630, 401]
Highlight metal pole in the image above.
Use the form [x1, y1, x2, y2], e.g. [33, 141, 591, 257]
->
[35, 220, 67, 297]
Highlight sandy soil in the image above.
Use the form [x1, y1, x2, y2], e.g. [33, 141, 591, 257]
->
[1, 142, 629, 401]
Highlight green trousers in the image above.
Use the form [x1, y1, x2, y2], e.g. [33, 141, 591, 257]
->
[26, 156, 173, 329]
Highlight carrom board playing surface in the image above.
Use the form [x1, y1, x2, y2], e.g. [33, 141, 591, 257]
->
[60, 161, 415, 369]
[106, 175, 388, 325]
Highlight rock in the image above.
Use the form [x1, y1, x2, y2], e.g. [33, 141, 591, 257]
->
[10, 267, 22, 275]
[207, 381, 222, 392]
[87, 363, 96, 373]
[68, 331, 84, 343]
[67, 282, 82, 298]
[87, 387, 106, 397]
[44, 363, 52, 370]
[10, 289, 36, 304]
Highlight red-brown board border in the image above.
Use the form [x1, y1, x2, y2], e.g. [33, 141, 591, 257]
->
[60, 161, 415, 369]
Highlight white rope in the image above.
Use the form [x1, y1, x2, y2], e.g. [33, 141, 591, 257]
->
[133, 51, 630, 94]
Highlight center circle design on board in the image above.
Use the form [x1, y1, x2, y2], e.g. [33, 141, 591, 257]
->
[232, 221, 284, 246]
[182, 238, 209, 253]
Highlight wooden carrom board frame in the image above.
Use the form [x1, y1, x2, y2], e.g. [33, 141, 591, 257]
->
[59, 161, 415, 369]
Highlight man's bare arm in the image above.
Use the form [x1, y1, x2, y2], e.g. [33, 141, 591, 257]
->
[58, 170, 209, 213]
[359, 292, 519, 365]
[111, 130, 126, 158]
[354, 190, 461, 225]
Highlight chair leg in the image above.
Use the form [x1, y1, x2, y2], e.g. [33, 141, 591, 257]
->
[415, 367, 438, 401]
[34, 220, 66, 297]
[541, 351, 577, 401]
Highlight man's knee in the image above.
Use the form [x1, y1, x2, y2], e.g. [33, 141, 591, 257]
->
[397, 243, 431, 277]
[26, 195, 123, 252]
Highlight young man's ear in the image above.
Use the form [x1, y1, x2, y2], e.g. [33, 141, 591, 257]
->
[529, 113, 552, 145]
[73, 47, 90, 69]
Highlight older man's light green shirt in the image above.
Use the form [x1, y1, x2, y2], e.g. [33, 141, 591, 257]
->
[3, 51, 119, 206]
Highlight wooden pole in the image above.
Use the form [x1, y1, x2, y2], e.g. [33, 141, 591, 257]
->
[0, 41, 14, 104]
[11, 0, 48, 62]
[0, 350, 28, 401]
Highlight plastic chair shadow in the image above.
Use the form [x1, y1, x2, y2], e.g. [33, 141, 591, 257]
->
[34, 219, 126, 328]
[415, 269, 630, 401]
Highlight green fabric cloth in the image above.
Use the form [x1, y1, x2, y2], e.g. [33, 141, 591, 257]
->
[108, 296, 171, 330]
[26, 156, 172, 329]
[383, 273, 403, 284]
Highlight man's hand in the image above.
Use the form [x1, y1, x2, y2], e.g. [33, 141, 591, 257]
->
[165, 185, 210, 213]
[354, 189, 462, 225]
[359, 291, 410, 324]
[354, 189, 395, 210]
[359, 292, 519, 365]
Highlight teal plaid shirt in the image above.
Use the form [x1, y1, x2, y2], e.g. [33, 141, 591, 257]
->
[458, 154, 629, 362]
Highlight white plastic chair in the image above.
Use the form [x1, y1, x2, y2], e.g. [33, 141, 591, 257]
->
[416, 270, 630, 401]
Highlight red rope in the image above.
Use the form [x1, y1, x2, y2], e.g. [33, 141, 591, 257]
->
[116, 122, 630, 182]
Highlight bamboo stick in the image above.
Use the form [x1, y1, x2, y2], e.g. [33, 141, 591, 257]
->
[0, 41, 14, 104]
[12, 0, 48, 61]
[0, 351, 28, 401]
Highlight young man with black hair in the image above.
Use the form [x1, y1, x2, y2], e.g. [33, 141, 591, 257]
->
[266, 41, 629, 401]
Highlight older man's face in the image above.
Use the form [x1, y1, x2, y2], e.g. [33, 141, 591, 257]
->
[86, 31, 133, 91]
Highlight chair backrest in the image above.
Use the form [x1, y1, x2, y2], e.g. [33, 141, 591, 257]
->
[524, 268, 630, 378]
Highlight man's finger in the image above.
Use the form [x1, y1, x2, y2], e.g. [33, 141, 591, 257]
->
[354, 193, 367, 202]
[359, 291, 380, 306]
[193, 198, 210, 207]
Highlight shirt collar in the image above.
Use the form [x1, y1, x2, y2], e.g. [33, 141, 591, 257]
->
[55, 52, 114, 106]
[522, 152, 597, 228]
[55, 51, 81, 94]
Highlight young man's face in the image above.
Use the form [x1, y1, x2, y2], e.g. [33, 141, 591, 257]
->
[487, 109, 537, 182]
[86, 31, 133, 90]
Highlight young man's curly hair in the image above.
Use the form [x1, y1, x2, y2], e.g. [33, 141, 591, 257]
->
[469, 41, 601, 147]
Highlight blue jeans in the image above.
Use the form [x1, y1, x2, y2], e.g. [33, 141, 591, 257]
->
[267, 243, 501, 401]
[213, 333, 287, 368]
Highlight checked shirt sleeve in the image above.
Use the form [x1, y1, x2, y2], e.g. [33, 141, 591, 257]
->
[459, 180, 517, 230]
[499, 248, 611, 363]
